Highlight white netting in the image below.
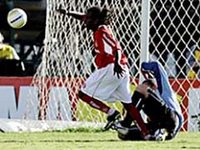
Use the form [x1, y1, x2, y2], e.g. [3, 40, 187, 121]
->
[26, 0, 200, 131]
[149, 0, 200, 131]
[27, 0, 141, 125]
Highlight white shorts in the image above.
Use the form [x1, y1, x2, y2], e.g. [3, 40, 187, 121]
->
[81, 63, 132, 104]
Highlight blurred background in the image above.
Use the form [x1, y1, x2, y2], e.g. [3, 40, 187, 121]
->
[0, 0, 46, 76]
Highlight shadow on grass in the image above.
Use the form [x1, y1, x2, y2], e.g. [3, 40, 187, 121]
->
[0, 139, 119, 143]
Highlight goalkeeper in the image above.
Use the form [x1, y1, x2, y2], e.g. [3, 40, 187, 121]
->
[114, 61, 183, 141]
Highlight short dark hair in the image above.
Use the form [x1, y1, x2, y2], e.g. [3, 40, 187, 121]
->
[142, 79, 157, 88]
[86, 6, 112, 25]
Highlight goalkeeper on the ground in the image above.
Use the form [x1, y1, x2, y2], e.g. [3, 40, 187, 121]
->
[114, 61, 183, 141]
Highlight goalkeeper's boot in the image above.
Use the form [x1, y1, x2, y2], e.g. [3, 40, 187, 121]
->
[103, 111, 121, 131]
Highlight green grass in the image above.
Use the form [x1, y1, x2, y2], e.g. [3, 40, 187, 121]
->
[0, 130, 199, 150]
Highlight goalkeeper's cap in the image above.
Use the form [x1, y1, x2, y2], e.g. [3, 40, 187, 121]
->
[0, 33, 4, 43]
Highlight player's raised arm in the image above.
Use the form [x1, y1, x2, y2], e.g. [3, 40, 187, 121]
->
[56, 7, 86, 21]
[68, 11, 86, 21]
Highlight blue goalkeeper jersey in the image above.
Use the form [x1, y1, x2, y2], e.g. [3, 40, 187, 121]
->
[141, 61, 183, 133]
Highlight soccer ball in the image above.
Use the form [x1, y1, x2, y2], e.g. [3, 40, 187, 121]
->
[7, 8, 27, 29]
[154, 129, 167, 141]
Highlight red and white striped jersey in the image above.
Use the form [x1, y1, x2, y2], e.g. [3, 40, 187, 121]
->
[93, 25, 128, 69]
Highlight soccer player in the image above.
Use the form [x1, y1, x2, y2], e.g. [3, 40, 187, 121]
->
[57, 6, 150, 134]
[115, 61, 184, 141]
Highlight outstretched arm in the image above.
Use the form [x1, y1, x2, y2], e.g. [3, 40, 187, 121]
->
[57, 8, 86, 21]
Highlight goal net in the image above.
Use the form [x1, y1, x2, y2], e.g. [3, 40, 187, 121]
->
[25, 0, 200, 131]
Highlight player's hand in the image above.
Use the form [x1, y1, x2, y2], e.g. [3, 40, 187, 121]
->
[114, 62, 125, 79]
[56, 8, 85, 21]
[57, 9, 66, 14]
[56, 5, 68, 15]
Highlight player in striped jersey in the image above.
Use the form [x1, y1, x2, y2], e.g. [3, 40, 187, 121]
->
[57, 6, 150, 133]
[115, 61, 183, 141]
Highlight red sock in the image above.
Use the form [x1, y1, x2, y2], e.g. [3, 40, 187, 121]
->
[123, 103, 149, 136]
[79, 91, 110, 114]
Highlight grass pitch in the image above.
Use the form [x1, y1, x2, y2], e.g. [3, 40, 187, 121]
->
[0, 129, 199, 150]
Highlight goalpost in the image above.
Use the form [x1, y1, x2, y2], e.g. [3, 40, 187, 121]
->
[22, 0, 200, 131]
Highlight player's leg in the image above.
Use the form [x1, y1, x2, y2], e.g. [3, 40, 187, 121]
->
[79, 65, 121, 130]
[144, 90, 177, 140]
[111, 68, 150, 136]
[79, 90, 120, 130]
[114, 76, 149, 137]
[78, 90, 111, 113]
[119, 111, 133, 128]
[110, 67, 134, 128]
[119, 89, 145, 128]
